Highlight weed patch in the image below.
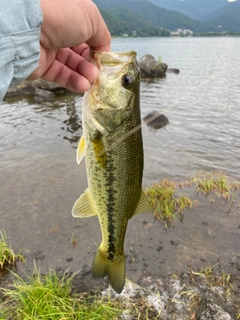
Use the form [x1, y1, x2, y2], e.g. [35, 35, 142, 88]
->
[192, 171, 240, 199]
[0, 265, 122, 320]
[0, 231, 24, 272]
[145, 171, 240, 227]
[145, 179, 193, 227]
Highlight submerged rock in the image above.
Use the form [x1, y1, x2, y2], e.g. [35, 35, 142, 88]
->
[34, 88, 55, 102]
[143, 111, 169, 129]
[167, 68, 180, 74]
[5, 79, 66, 99]
[7, 79, 62, 94]
[138, 54, 168, 78]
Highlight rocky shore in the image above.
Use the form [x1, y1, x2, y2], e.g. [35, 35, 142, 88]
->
[5, 54, 179, 102]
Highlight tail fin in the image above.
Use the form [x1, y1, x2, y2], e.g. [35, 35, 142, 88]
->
[91, 248, 125, 294]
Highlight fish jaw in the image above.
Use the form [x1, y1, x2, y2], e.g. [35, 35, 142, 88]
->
[86, 51, 140, 134]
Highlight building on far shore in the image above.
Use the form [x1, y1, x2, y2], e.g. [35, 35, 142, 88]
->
[170, 28, 193, 36]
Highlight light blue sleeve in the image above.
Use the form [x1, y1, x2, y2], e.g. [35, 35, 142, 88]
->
[0, 0, 43, 101]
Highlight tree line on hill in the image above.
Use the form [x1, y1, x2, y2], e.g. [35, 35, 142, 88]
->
[93, 0, 240, 37]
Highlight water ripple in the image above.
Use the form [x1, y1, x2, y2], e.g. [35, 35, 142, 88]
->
[1, 38, 240, 182]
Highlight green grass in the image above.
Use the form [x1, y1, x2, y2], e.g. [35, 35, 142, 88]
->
[1, 171, 240, 319]
[0, 266, 163, 320]
[0, 265, 122, 320]
[145, 179, 193, 227]
[192, 171, 240, 199]
[145, 172, 240, 227]
[0, 231, 24, 271]
[71, 233, 78, 246]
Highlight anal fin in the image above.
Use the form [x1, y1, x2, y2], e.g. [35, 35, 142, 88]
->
[134, 190, 153, 216]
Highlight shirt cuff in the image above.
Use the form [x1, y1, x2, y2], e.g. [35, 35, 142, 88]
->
[0, 0, 43, 101]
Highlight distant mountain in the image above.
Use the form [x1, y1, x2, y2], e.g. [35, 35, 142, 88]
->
[205, 1, 240, 32]
[99, 9, 129, 36]
[100, 6, 169, 36]
[202, 0, 240, 20]
[107, 7, 154, 32]
[147, 0, 227, 20]
[94, 0, 240, 34]
[94, 0, 205, 32]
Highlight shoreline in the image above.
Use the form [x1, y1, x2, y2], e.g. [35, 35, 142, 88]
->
[1, 175, 240, 318]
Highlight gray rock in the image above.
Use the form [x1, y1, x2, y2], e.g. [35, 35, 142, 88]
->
[138, 54, 168, 78]
[167, 68, 180, 74]
[143, 111, 169, 129]
[34, 88, 55, 102]
[6, 79, 65, 96]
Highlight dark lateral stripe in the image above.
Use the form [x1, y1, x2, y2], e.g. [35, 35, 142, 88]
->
[105, 153, 117, 261]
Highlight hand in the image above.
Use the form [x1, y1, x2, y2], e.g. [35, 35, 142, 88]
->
[28, 0, 111, 93]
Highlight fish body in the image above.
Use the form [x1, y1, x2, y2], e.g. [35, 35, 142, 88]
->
[72, 51, 152, 294]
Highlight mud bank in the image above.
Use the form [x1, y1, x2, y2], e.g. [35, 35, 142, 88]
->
[1, 185, 240, 319]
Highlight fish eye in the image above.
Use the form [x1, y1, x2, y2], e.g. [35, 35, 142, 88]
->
[121, 74, 135, 89]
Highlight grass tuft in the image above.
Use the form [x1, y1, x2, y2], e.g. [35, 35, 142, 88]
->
[145, 179, 193, 227]
[1, 264, 122, 320]
[145, 172, 240, 227]
[189, 263, 232, 290]
[71, 233, 78, 246]
[192, 171, 239, 199]
[0, 231, 24, 271]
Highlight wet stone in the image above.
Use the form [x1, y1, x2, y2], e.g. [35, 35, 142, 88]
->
[143, 111, 169, 129]
[167, 68, 180, 74]
[34, 88, 55, 102]
[66, 257, 73, 262]
[138, 54, 168, 78]
[170, 240, 179, 246]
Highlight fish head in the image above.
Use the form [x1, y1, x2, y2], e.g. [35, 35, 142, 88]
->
[84, 51, 140, 134]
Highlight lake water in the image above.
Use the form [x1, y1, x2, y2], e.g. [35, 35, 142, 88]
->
[2, 37, 240, 183]
[112, 37, 240, 184]
[0, 37, 240, 283]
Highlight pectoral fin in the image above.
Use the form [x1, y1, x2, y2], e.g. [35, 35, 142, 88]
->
[72, 189, 97, 218]
[76, 135, 85, 165]
[134, 190, 153, 216]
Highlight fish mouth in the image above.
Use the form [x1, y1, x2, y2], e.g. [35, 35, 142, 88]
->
[92, 50, 137, 67]
[88, 51, 140, 108]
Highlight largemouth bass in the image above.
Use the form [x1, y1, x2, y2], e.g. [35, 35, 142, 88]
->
[72, 51, 152, 294]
